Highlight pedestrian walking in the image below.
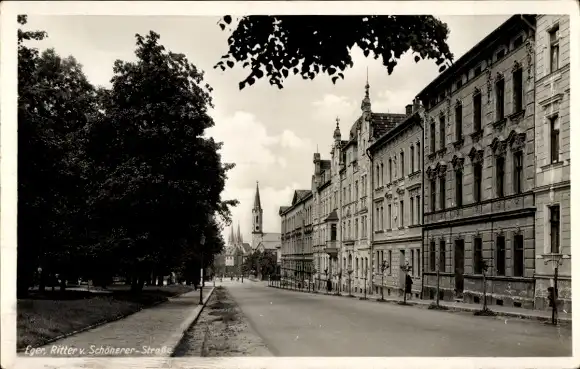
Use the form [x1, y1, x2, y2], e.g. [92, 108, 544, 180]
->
[405, 274, 413, 300]
[326, 278, 332, 293]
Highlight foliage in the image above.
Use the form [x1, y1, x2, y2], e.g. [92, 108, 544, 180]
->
[215, 15, 454, 89]
[17, 17, 237, 295]
[242, 250, 278, 278]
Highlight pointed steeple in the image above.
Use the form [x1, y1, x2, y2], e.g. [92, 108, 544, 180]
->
[333, 117, 341, 142]
[361, 68, 371, 113]
[229, 226, 235, 245]
[237, 222, 243, 243]
[253, 181, 262, 209]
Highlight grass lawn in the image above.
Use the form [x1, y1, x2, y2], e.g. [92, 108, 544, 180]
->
[17, 284, 194, 350]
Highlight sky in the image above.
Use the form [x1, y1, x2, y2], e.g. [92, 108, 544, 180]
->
[24, 14, 511, 243]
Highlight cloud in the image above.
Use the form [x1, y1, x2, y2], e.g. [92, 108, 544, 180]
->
[279, 129, 312, 150]
[311, 94, 359, 125]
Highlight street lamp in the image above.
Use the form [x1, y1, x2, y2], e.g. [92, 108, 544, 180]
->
[545, 254, 565, 325]
[400, 260, 412, 305]
[378, 260, 389, 302]
[199, 234, 206, 305]
[347, 268, 354, 297]
[312, 267, 317, 293]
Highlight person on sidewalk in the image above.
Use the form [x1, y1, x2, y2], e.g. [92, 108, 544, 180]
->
[326, 278, 332, 293]
[405, 274, 413, 300]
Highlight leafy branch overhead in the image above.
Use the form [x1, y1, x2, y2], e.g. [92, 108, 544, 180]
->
[215, 15, 454, 90]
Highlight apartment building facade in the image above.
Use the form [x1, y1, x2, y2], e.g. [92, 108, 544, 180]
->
[368, 104, 424, 297]
[279, 189, 314, 285]
[417, 15, 538, 308]
[533, 15, 571, 311]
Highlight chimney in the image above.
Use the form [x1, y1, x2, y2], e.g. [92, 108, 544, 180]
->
[412, 98, 422, 113]
[405, 104, 413, 116]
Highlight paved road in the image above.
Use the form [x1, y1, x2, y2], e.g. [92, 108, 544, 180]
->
[226, 282, 571, 357]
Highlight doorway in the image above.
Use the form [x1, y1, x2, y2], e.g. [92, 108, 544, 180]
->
[399, 249, 406, 292]
[454, 240, 465, 297]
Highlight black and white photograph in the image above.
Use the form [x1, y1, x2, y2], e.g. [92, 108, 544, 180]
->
[1, 2, 577, 369]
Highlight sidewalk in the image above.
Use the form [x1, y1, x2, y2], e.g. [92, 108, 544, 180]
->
[26, 286, 215, 357]
[270, 282, 572, 324]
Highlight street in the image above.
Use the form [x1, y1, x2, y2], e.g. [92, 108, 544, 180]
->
[225, 282, 571, 357]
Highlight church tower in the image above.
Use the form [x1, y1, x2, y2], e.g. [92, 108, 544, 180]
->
[251, 181, 263, 249]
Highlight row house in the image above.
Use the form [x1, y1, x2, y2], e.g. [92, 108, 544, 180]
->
[417, 15, 538, 308]
[533, 15, 571, 311]
[368, 103, 424, 298]
[279, 189, 314, 285]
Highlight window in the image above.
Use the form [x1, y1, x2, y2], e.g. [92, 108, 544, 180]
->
[456, 79, 463, 90]
[430, 179, 436, 212]
[513, 67, 523, 112]
[513, 234, 524, 277]
[355, 219, 358, 238]
[388, 158, 393, 182]
[417, 250, 421, 276]
[416, 196, 421, 224]
[388, 204, 392, 229]
[380, 206, 384, 230]
[473, 92, 482, 132]
[388, 250, 392, 275]
[455, 103, 463, 140]
[550, 205, 560, 254]
[411, 249, 415, 275]
[550, 26, 560, 73]
[416, 143, 421, 169]
[400, 151, 405, 177]
[410, 146, 415, 173]
[400, 200, 404, 227]
[439, 176, 446, 210]
[376, 251, 380, 272]
[474, 65, 482, 76]
[430, 121, 436, 153]
[514, 35, 524, 48]
[496, 49, 505, 60]
[496, 157, 505, 197]
[439, 240, 446, 272]
[455, 170, 463, 207]
[550, 115, 560, 163]
[513, 151, 523, 194]
[473, 163, 482, 203]
[473, 237, 483, 274]
[430, 241, 436, 272]
[496, 77, 505, 120]
[355, 181, 359, 200]
[496, 236, 506, 276]
[410, 197, 414, 225]
[380, 163, 384, 186]
[439, 115, 446, 150]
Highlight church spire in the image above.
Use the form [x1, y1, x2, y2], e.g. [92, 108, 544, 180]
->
[361, 68, 371, 113]
[237, 222, 243, 243]
[253, 181, 262, 209]
[229, 225, 235, 245]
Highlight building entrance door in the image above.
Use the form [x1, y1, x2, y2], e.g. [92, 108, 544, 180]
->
[454, 240, 465, 297]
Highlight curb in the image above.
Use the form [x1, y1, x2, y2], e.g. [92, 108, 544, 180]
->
[165, 287, 215, 357]
[268, 285, 572, 325]
[18, 287, 195, 352]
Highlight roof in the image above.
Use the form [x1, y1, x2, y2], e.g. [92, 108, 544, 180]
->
[321, 160, 331, 170]
[242, 242, 252, 254]
[279, 206, 290, 215]
[417, 15, 534, 100]
[253, 182, 261, 209]
[258, 240, 281, 251]
[370, 113, 407, 137]
[292, 189, 312, 206]
[324, 210, 339, 222]
[261, 233, 281, 243]
[369, 110, 422, 152]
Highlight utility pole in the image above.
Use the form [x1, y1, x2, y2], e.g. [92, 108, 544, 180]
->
[199, 234, 205, 305]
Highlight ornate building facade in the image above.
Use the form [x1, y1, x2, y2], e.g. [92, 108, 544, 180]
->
[533, 15, 571, 311]
[368, 103, 424, 298]
[417, 15, 537, 308]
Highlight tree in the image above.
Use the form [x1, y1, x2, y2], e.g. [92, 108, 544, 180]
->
[215, 16, 454, 89]
[85, 31, 238, 291]
[242, 250, 278, 279]
[17, 15, 100, 296]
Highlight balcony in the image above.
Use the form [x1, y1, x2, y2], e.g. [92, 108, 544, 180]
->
[324, 240, 339, 256]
